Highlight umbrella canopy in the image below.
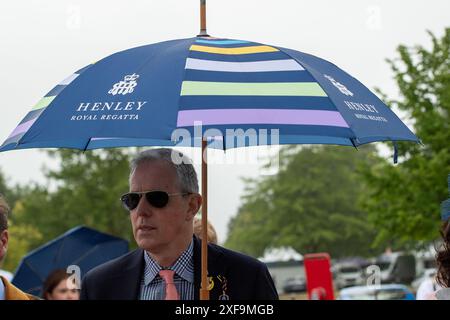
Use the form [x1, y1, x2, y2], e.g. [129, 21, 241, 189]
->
[12, 226, 129, 296]
[0, 36, 419, 153]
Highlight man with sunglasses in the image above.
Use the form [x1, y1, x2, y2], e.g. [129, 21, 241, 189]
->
[80, 148, 278, 300]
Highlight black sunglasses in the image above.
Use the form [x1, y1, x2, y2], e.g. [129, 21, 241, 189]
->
[120, 191, 190, 211]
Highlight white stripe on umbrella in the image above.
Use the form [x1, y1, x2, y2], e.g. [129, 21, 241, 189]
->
[185, 58, 305, 72]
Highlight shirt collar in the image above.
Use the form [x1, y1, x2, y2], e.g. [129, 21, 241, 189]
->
[143, 240, 194, 286]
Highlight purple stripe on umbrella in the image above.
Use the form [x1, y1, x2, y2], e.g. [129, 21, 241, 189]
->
[7, 119, 36, 139]
[177, 109, 349, 127]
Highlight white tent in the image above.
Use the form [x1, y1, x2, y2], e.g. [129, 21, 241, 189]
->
[259, 247, 303, 263]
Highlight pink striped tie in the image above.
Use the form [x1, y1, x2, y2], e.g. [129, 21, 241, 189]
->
[159, 270, 179, 300]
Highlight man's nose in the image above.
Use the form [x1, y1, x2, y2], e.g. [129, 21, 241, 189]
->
[134, 195, 153, 216]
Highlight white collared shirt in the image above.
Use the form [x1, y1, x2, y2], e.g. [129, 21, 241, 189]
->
[0, 277, 5, 300]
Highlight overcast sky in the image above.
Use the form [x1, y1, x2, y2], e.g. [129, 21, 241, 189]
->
[0, 0, 448, 244]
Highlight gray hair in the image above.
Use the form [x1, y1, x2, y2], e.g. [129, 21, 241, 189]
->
[130, 148, 199, 194]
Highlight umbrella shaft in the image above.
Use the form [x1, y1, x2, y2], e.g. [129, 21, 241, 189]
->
[200, 138, 209, 300]
[199, 0, 208, 36]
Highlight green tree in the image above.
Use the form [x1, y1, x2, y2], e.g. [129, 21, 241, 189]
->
[225, 145, 383, 258]
[0, 168, 20, 206]
[362, 29, 450, 246]
[12, 148, 136, 250]
[0, 170, 44, 272]
[2, 221, 43, 272]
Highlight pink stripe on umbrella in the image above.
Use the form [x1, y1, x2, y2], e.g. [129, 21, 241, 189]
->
[7, 119, 36, 139]
[177, 109, 349, 128]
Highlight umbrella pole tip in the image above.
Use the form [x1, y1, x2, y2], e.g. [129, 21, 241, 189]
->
[198, 0, 209, 37]
[197, 32, 210, 37]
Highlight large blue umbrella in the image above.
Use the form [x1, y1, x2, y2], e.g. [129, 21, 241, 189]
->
[12, 226, 129, 297]
[0, 37, 418, 152]
[0, 0, 419, 300]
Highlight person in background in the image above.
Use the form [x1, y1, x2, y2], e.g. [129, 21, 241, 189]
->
[0, 194, 38, 300]
[193, 216, 218, 244]
[416, 270, 441, 300]
[429, 174, 450, 300]
[42, 269, 80, 300]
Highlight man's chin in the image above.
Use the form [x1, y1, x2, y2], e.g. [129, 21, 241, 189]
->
[137, 238, 158, 251]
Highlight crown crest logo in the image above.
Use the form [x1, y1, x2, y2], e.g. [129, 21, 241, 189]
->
[124, 73, 140, 81]
[108, 73, 140, 96]
[324, 74, 354, 97]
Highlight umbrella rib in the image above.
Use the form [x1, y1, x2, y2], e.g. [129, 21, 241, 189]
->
[222, 134, 226, 152]
[83, 138, 92, 152]
[71, 243, 102, 265]
[55, 236, 67, 266]
[393, 141, 398, 164]
[23, 259, 48, 283]
[349, 138, 359, 150]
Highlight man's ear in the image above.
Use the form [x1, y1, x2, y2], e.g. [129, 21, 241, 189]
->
[186, 194, 202, 220]
[0, 230, 9, 261]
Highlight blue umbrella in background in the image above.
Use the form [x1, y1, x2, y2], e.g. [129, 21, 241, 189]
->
[12, 226, 129, 296]
[0, 0, 420, 299]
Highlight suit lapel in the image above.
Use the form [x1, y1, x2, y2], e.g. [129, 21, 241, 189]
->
[193, 236, 202, 300]
[193, 236, 227, 300]
[111, 249, 144, 300]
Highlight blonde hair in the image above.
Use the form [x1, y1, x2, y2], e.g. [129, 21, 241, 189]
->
[193, 217, 218, 244]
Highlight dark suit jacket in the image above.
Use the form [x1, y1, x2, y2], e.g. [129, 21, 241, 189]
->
[80, 236, 278, 300]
